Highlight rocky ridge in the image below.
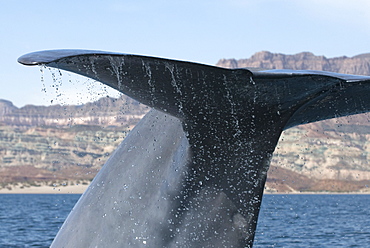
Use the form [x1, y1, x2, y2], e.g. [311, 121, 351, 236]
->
[0, 95, 148, 127]
[0, 95, 149, 189]
[217, 51, 370, 75]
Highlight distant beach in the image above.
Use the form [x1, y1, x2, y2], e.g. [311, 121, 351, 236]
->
[0, 181, 89, 194]
[1, 181, 369, 194]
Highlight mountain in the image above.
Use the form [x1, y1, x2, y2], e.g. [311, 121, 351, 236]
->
[1, 51, 370, 193]
[217, 51, 370, 75]
[0, 95, 149, 189]
[267, 114, 370, 193]
[0, 95, 148, 127]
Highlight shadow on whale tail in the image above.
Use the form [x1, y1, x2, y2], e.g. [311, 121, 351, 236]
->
[18, 50, 370, 247]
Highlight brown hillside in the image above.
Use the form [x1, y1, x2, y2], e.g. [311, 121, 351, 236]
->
[217, 51, 370, 76]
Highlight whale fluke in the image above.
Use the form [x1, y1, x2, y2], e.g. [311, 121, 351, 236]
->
[18, 50, 370, 247]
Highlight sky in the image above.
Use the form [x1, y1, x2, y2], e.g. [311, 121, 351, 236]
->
[2, 0, 370, 107]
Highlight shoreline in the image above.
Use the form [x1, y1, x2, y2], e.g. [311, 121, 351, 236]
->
[264, 191, 370, 195]
[0, 183, 89, 194]
[0, 183, 369, 195]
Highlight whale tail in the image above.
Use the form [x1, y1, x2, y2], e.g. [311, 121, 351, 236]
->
[18, 50, 370, 247]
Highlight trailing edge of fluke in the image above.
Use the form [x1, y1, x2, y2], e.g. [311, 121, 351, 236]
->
[18, 50, 370, 247]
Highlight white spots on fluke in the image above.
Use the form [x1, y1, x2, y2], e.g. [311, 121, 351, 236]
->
[165, 62, 181, 94]
[223, 74, 242, 138]
[108, 56, 126, 91]
[135, 236, 148, 245]
[88, 56, 99, 80]
[165, 62, 185, 115]
[142, 60, 153, 87]
[141, 59, 162, 108]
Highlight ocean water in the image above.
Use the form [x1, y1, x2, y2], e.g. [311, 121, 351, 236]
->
[0, 194, 80, 248]
[255, 194, 370, 247]
[0, 194, 369, 247]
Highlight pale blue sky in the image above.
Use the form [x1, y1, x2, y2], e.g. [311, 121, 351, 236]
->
[2, 0, 370, 107]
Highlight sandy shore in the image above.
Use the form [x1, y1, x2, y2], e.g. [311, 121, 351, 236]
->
[264, 191, 370, 194]
[1, 185, 369, 194]
[0, 183, 90, 194]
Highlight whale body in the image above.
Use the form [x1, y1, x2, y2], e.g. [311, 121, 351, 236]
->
[18, 50, 370, 247]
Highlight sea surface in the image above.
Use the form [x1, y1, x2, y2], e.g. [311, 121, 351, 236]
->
[0, 194, 369, 247]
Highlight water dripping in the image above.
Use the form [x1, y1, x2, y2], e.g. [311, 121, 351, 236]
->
[39, 65, 47, 93]
[47, 67, 65, 104]
[249, 76, 256, 85]
[107, 56, 125, 90]
[89, 56, 99, 79]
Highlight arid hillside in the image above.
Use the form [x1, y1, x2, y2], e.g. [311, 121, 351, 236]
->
[217, 51, 370, 75]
